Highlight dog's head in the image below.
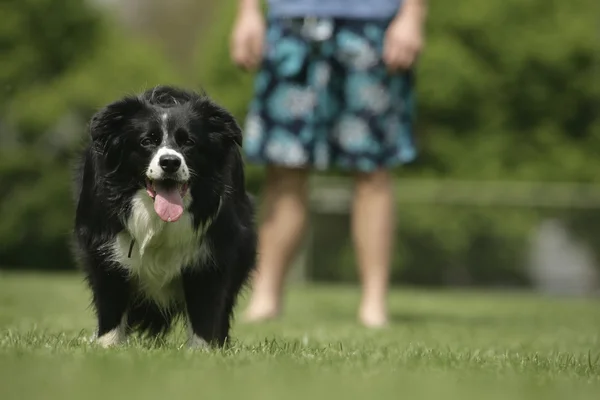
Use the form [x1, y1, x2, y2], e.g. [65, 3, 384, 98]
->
[89, 86, 242, 222]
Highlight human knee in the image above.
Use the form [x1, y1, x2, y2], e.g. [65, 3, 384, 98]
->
[266, 166, 310, 193]
[355, 169, 393, 192]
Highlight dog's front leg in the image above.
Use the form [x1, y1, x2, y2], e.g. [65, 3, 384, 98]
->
[182, 267, 228, 349]
[87, 265, 130, 348]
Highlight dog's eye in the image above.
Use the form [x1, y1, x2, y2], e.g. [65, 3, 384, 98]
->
[140, 138, 154, 147]
[175, 128, 195, 147]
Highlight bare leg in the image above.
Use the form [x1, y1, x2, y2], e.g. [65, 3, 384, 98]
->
[352, 169, 395, 328]
[243, 166, 309, 322]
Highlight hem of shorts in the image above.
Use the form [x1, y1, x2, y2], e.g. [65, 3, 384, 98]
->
[243, 153, 418, 173]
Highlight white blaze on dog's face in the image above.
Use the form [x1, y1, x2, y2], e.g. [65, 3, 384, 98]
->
[144, 112, 192, 223]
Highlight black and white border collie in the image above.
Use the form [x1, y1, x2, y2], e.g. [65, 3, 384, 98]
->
[73, 86, 257, 349]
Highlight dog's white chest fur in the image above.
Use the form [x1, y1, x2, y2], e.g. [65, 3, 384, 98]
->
[110, 191, 211, 306]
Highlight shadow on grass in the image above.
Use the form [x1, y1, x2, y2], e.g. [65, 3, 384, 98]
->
[388, 311, 513, 327]
[309, 307, 533, 328]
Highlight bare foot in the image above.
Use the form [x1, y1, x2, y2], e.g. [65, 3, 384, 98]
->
[242, 299, 281, 323]
[358, 302, 389, 328]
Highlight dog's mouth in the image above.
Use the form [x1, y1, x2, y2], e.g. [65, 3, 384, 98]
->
[145, 178, 189, 223]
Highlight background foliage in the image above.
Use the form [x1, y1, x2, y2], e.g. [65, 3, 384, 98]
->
[1, 0, 598, 287]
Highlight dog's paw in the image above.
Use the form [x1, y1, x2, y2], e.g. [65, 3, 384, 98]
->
[187, 334, 210, 351]
[96, 329, 124, 348]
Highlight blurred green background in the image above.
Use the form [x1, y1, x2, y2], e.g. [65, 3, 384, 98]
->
[1, 0, 599, 291]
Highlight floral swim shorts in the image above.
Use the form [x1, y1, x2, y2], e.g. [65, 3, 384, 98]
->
[243, 17, 417, 172]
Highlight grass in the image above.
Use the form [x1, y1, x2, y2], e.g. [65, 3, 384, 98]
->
[0, 272, 599, 400]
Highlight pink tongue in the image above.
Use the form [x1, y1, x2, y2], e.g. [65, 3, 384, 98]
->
[153, 186, 184, 222]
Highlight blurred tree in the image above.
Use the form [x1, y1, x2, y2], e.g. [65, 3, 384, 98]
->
[0, 0, 101, 112]
[416, 0, 600, 181]
[113, 0, 219, 76]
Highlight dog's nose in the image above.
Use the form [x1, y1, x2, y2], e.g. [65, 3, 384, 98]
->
[159, 155, 182, 173]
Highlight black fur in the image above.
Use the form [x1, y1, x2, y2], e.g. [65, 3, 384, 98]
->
[72, 86, 257, 347]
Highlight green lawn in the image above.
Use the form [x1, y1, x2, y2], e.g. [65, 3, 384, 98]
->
[0, 272, 598, 400]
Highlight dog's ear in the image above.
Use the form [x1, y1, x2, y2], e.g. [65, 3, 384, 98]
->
[193, 97, 243, 148]
[89, 96, 147, 143]
[217, 110, 243, 148]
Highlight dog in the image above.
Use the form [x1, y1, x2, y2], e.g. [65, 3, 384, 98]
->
[72, 85, 257, 349]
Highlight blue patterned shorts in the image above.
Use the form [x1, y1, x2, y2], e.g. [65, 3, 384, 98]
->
[243, 17, 417, 172]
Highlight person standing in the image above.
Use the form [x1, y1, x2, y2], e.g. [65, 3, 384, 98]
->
[230, 0, 426, 327]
